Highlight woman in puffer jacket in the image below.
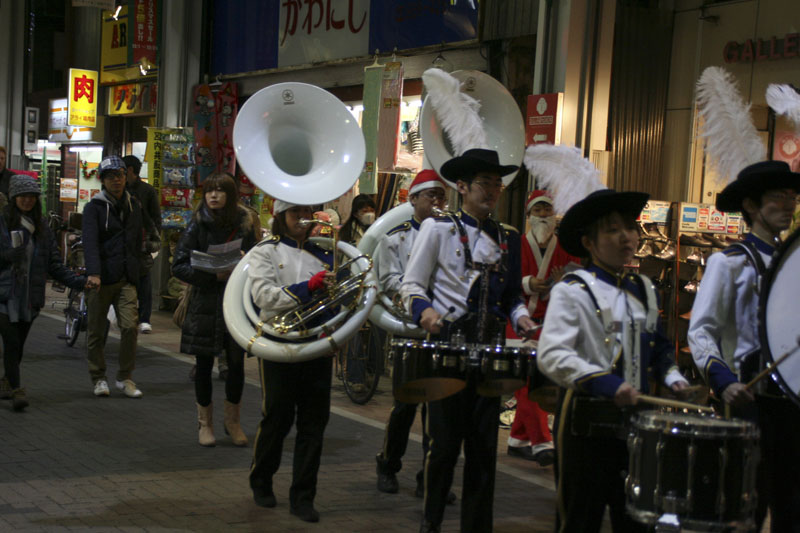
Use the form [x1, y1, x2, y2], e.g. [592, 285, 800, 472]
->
[172, 172, 259, 446]
[0, 175, 86, 410]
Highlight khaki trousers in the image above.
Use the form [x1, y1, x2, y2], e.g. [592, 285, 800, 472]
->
[86, 281, 138, 383]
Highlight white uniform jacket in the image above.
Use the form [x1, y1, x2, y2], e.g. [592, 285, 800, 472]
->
[400, 209, 529, 333]
[248, 234, 333, 322]
[376, 217, 420, 298]
[537, 264, 686, 398]
[687, 233, 774, 395]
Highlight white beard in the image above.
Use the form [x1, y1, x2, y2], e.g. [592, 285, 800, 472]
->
[528, 215, 556, 245]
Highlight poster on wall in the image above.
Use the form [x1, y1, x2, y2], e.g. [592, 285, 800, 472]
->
[60, 179, 78, 202]
[773, 129, 800, 172]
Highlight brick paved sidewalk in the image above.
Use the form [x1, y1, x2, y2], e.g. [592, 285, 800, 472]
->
[0, 302, 559, 532]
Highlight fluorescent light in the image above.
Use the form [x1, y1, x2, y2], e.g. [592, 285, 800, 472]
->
[68, 146, 103, 152]
[112, 5, 122, 20]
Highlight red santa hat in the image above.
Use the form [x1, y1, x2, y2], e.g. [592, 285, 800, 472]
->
[408, 169, 446, 196]
[525, 190, 553, 214]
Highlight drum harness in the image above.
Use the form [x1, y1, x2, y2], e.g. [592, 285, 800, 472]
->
[562, 269, 659, 438]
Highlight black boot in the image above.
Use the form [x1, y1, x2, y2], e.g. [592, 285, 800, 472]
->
[253, 487, 276, 508]
[419, 520, 441, 533]
[376, 453, 399, 493]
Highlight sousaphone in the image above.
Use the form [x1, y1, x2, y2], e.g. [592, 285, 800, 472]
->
[224, 82, 378, 362]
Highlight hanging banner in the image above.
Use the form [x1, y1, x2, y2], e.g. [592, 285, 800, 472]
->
[191, 82, 238, 184]
[130, 0, 159, 67]
[358, 65, 382, 194]
[68, 69, 99, 127]
[377, 62, 403, 172]
[100, 2, 160, 85]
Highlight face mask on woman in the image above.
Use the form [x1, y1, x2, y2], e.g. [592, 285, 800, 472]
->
[357, 212, 375, 226]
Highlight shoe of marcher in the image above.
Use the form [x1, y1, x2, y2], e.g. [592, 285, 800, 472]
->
[11, 388, 28, 411]
[507, 445, 536, 461]
[290, 505, 320, 523]
[253, 487, 276, 508]
[0, 376, 12, 399]
[419, 520, 442, 533]
[532, 448, 555, 467]
[376, 455, 399, 494]
[116, 379, 143, 398]
[93, 379, 110, 397]
[138, 322, 152, 334]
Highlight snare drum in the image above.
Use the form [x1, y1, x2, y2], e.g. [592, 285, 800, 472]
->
[477, 345, 528, 396]
[626, 411, 759, 531]
[391, 339, 466, 403]
[525, 350, 560, 413]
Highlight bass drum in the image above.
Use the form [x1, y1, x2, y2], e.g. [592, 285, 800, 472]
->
[759, 227, 800, 408]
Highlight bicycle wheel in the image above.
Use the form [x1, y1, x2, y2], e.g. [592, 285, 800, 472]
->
[64, 289, 82, 347]
[342, 324, 383, 404]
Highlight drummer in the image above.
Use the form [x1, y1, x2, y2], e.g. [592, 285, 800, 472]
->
[536, 188, 688, 532]
[374, 170, 457, 503]
[505, 190, 580, 466]
[687, 160, 800, 531]
[400, 148, 537, 533]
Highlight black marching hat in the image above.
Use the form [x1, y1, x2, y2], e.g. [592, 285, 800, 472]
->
[716, 160, 800, 212]
[558, 189, 649, 258]
[439, 148, 519, 185]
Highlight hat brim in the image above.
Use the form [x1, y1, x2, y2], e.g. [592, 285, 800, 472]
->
[716, 171, 800, 212]
[558, 191, 649, 257]
[439, 157, 519, 186]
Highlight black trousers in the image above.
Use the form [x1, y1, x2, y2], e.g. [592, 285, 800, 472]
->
[380, 400, 427, 481]
[250, 356, 332, 510]
[194, 334, 245, 406]
[0, 314, 33, 389]
[552, 390, 647, 533]
[739, 395, 800, 533]
[423, 374, 499, 532]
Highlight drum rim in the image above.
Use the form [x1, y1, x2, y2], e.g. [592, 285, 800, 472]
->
[757, 227, 800, 409]
[631, 410, 759, 437]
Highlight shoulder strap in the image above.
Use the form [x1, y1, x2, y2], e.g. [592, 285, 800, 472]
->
[565, 270, 615, 335]
[632, 274, 658, 333]
[729, 241, 766, 276]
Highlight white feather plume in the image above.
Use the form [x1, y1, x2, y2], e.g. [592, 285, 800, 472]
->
[766, 84, 800, 131]
[695, 66, 765, 185]
[422, 68, 488, 155]
[524, 144, 605, 215]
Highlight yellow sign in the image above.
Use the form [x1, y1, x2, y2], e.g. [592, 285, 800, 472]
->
[68, 68, 99, 127]
[107, 82, 158, 115]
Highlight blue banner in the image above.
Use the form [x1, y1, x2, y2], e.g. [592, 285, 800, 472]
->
[368, 0, 479, 53]
[212, 0, 279, 74]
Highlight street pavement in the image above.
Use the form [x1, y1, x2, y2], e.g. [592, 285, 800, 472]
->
[0, 287, 561, 532]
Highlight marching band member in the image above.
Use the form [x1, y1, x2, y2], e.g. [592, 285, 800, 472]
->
[688, 161, 800, 531]
[400, 149, 537, 533]
[537, 189, 688, 532]
[247, 200, 336, 523]
[374, 170, 455, 503]
[505, 190, 579, 465]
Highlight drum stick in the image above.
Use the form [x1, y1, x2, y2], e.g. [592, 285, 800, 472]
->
[744, 340, 800, 390]
[637, 394, 715, 413]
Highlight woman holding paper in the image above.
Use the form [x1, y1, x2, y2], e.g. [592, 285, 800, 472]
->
[172, 173, 259, 447]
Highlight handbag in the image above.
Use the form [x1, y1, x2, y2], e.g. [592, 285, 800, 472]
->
[172, 284, 193, 329]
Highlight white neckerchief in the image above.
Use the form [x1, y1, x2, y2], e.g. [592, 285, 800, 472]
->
[526, 231, 556, 313]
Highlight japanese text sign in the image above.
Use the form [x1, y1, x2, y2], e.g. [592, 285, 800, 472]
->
[68, 69, 99, 128]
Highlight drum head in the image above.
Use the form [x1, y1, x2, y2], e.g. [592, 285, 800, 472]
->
[759, 228, 800, 408]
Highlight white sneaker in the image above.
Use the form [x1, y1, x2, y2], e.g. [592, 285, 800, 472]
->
[139, 322, 152, 334]
[116, 379, 143, 398]
[93, 380, 110, 397]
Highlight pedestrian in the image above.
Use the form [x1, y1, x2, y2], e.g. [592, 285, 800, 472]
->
[537, 188, 688, 532]
[0, 146, 14, 204]
[247, 200, 337, 523]
[82, 155, 146, 398]
[400, 149, 538, 533]
[0, 175, 85, 410]
[122, 155, 161, 334]
[172, 172, 258, 447]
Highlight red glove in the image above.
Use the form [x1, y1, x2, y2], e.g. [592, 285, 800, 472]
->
[308, 270, 327, 292]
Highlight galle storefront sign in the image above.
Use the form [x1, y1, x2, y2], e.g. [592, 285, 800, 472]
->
[723, 33, 799, 63]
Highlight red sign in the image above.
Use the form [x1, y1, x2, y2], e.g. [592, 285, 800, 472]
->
[131, 0, 158, 66]
[723, 33, 799, 63]
[526, 93, 563, 146]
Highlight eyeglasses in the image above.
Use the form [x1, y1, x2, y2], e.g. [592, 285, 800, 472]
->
[104, 171, 125, 181]
[420, 190, 446, 201]
[472, 179, 505, 192]
[763, 191, 800, 204]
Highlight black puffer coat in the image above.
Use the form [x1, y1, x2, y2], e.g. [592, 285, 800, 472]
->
[0, 211, 85, 309]
[172, 205, 258, 357]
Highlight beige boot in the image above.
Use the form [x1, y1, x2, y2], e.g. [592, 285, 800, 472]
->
[197, 402, 215, 447]
[224, 400, 248, 446]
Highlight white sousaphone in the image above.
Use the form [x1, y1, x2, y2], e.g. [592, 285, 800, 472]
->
[361, 70, 526, 336]
[224, 82, 378, 363]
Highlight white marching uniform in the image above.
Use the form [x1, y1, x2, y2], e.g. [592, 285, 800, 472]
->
[687, 233, 773, 395]
[376, 218, 420, 297]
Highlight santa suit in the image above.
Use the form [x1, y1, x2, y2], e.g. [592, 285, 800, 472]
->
[508, 224, 580, 454]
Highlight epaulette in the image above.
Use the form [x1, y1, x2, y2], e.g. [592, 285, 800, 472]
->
[257, 235, 280, 246]
[721, 248, 745, 256]
[386, 222, 412, 236]
[500, 223, 518, 234]
[433, 215, 452, 222]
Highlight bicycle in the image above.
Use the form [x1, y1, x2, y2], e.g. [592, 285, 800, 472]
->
[63, 283, 87, 347]
[337, 322, 386, 404]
